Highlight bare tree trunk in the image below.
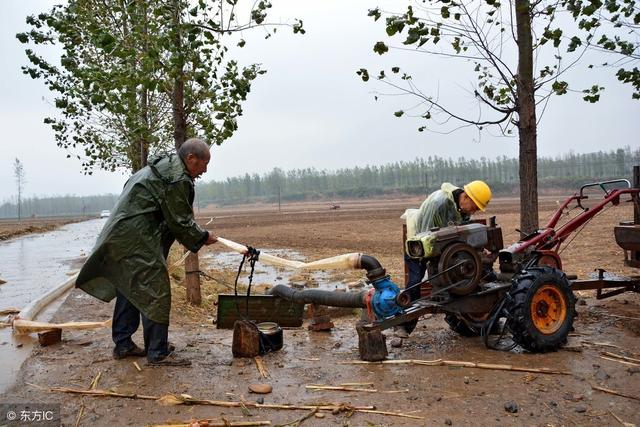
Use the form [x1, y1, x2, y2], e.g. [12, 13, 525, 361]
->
[171, 0, 200, 305]
[515, 0, 539, 233]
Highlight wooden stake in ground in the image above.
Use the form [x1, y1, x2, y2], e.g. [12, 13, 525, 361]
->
[184, 249, 201, 306]
[341, 359, 571, 375]
[232, 320, 260, 358]
[356, 322, 387, 362]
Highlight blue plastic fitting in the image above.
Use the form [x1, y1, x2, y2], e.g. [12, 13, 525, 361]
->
[370, 276, 402, 319]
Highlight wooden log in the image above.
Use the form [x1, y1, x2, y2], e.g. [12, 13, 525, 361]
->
[185, 250, 202, 306]
[232, 320, 260, 358]
[356, 322, 387, 361]
[37, 328, 62, 346]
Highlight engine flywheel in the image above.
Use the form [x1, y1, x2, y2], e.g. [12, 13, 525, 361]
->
[435, 242, 482, 295]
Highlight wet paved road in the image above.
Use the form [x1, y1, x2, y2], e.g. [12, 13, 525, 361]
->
[0, 219, 104, 393]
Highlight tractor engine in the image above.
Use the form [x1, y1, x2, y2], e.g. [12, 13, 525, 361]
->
[405, 219, 503, 296]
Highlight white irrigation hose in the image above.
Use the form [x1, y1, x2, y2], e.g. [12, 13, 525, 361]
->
[216, 237, 361, 271]
[13, 272, 112, 335]
[18, 273, 78, 321]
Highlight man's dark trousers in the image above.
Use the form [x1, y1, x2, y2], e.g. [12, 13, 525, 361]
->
[112, 290, 169, 360]
[401, 255, 427, 334]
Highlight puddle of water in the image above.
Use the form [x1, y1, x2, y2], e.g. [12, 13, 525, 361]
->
[0, 219, 105, 393]
[202, 250, 365, 292]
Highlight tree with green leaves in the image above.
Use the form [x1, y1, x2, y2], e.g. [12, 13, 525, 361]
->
[18, 0, 303, 174]
[358, 0, 637, 233]
[561, 0, 639, 100]
[13, 158, 26, 222]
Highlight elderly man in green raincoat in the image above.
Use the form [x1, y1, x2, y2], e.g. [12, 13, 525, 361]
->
[76, 138, 217, 366]
[398, 180, 492, 337]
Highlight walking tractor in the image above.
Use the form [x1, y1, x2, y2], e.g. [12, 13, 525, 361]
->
[363, 176, 640, 353]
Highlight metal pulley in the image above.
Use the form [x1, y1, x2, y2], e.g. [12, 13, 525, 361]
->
[433, 242, 482, 295]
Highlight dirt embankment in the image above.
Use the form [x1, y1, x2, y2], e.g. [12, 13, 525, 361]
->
[0, 217, 87, 241]
[2, 196, 639, 426]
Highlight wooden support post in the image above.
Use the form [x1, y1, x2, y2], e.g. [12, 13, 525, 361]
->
[185, 249, 202, 306]
[232, 320, 260, 358]
[356, 322, 388, 361]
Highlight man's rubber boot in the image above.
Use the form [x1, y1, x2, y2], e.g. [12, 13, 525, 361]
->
[113, 343, 147, 360]
[147, 352, 191, 367]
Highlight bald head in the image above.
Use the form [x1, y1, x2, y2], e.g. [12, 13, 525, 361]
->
[178, 138, 210, 161]
[178, 138, 211, 179]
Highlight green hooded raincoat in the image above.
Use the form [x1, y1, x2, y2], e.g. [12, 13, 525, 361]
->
[76, 154, 208, 324]
[413, 183, 470, 234]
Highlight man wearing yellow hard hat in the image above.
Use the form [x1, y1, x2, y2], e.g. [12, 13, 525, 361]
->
[397, 180, 492, 337]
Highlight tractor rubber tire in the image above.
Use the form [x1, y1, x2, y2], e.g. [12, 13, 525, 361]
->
[444, 313, 480, 337]
[506, 267, 576, 353]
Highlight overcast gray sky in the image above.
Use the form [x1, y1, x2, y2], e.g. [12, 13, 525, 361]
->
[1, 1, 638, 201]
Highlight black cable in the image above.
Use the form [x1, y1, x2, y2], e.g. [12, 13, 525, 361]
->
[245, 246, 260, 318]
[482, 297, 518, 352]
[233, 254, 247, 319]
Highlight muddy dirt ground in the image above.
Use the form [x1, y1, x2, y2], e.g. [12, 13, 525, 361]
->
[0, 217, 84, 241]
[2, 196, 640, 426]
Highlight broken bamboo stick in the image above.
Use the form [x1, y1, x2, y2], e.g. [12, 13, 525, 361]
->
[602, 351, 640, 364]
[152, 421, 271, 427]
[254, 356, 269, 379]
[592, 384, 640, 401]
[75, 371, 102, 427]
[340, 359, 570, 375]
[306, 384, 409, 394]
[599, 356, 640, 367]
[581, 340, 622, 349]
[600, 313, 640, 321]
[609, 411, 636, 427]
[277, 409, 318, 427]
[306, 385, 378, 393]
[13, 318, 112, 335]
[30, 384, 424, 420]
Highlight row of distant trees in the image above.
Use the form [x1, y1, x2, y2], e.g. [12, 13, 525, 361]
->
[0, 195, 118, 219]
[1, 146, 637, 218]
[196, 146, 640, 206]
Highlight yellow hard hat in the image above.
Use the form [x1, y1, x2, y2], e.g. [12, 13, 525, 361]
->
[463, 180, 492, 212]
